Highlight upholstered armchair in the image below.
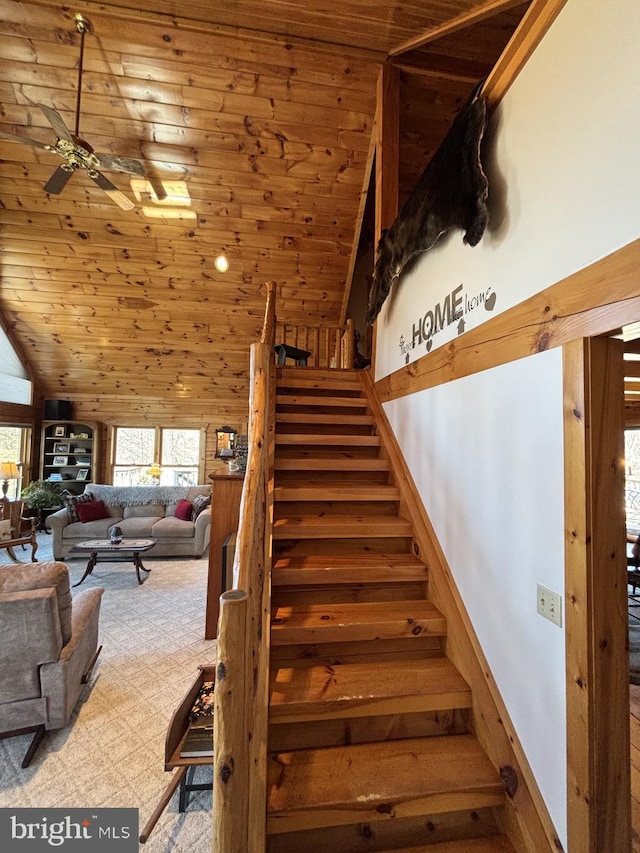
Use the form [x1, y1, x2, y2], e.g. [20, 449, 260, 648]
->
[0, 561, 104, 766]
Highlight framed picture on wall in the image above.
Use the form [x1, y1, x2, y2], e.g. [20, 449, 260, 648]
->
[76, 469, 89, 481]
[53, 455, 68, 466]
[53, 426, 66, 437]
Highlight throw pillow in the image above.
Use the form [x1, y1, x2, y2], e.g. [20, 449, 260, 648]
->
[76, 500, 109, 523]
[175, 499, 193, 521]
[190, 493, 211, 521]
[0, 519, 11, 541]
[61, 490, 95, 523]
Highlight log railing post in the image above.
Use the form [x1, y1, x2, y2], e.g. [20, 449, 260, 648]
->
[213, 590, 249, 853]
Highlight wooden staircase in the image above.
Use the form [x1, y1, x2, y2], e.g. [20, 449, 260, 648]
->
[266, 366, 517, 853]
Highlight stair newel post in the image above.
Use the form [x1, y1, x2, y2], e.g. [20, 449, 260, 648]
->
[213, 589, 250, 853]
[261, 280, 277, 347]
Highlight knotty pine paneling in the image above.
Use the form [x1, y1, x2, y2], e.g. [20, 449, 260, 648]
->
[0, 0, 526, 445]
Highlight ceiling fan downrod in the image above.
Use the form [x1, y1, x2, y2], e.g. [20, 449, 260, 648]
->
[73, 13, 93, 138]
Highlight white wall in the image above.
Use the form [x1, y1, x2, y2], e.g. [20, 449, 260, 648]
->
[374, 0, 640, 847]
[375, 0, 640, 380]
[385, 349, 567, 840]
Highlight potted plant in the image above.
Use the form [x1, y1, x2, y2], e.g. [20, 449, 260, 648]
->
[21, 479, 63, 511]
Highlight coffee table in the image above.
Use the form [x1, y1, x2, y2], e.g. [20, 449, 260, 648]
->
[70, 538, 156, 587]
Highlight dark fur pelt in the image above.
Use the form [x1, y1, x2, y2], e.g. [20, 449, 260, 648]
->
[366, 81, 489, 324]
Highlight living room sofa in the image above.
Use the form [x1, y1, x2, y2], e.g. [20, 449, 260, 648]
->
[46, 484, 212, 560]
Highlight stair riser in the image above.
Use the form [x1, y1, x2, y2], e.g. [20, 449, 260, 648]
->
[277, 396, 368, 409]
[275, 458, 387, 470]
[271, 691, 472, 724]
[272, 583, 429, 607]
[277, 412, 374, 424]
[277, 380, 364, 393]
[275, 444, 388, 460]
[276, 424, 375, 436]
[268, 708, 469, 753]
[270, 637, 444, 666]
[276, 435, 381, 447]
[273, 538, 414, 557]
[275, 472, 391, 487]
[265, 808, 503, 853]
[274, 488, 399, 502]
[267, 790, 505, 835]
[273, 501, 400, 519]
[273, 525, 413, 540]
[271, 619, 447, 646]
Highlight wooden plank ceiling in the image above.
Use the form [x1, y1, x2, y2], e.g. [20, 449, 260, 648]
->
[0, 0, 530, 428]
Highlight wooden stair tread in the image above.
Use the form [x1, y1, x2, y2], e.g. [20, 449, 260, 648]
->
[267, 735, 504, 833]
[271, 599, 446, 644]
[273, 515, 413, 539]
[276, 394, 369, 408]
[272, 553, 427, 586]
[375, 839, 516, 853]
[275, 458, 389, 471]
[276, 433, 381, 446]
[269, 657, 471, 721]
[274, 484, 400, 502]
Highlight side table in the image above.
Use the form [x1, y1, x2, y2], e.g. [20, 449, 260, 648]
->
[33, 506, 61, 533]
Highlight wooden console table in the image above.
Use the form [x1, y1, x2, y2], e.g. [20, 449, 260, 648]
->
[205, 470, 244, 639]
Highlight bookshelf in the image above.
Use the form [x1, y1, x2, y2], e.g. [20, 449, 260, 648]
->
[40, 421, 101, 494]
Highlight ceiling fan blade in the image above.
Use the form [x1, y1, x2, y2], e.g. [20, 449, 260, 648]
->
[36, 103, 74, 143]
[44, 165, 75, 194]
[0, 128, 52, 150]
[95, 153, 145, 176]
[88, 169, 135, 210]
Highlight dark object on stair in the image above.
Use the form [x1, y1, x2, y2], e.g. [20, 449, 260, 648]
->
[366, 80, 489, 324]
[274, 344, 311, 366]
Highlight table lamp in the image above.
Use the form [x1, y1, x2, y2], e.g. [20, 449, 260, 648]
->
[0, 462, 20, 498]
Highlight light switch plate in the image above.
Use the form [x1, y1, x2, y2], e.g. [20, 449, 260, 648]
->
[537, 584, 562, 627]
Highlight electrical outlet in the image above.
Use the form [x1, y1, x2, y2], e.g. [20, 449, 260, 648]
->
[536, 584, 562, 627]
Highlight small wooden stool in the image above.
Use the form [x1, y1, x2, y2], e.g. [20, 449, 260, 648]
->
[274, 343, 311, 366]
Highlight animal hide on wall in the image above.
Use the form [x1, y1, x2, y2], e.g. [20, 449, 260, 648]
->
[366, 81, 489, 324]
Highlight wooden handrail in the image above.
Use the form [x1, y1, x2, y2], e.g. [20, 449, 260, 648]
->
[213, 287, 275, 853]
[213, 285, 358, 852]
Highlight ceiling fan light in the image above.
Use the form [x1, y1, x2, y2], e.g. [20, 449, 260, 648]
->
[214, 254, 229, 273]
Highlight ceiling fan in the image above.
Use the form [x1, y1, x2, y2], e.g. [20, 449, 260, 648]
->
[0, 13, 145, 210]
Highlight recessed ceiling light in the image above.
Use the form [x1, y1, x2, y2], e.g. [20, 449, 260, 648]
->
[214, 255, 229, 273]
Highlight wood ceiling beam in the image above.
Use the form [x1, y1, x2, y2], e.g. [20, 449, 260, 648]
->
[389, 0, 526, 57]
[482, 0, 568, 108]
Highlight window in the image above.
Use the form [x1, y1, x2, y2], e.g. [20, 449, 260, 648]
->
[0, 327, 32, 405]
[113, 427, 202, 486]
[626, 429, 640, 533]
[0, 426, 31, 499]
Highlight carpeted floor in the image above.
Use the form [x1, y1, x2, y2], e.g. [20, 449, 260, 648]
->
[0, 532, 216, 851]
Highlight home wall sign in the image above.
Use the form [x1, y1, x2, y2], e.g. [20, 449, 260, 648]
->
[398, 281, 498, 366]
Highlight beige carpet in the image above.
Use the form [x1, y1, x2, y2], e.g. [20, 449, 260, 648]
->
[0, 532, 216, 851]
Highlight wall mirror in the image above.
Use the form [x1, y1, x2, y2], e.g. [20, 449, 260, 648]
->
[215, 426, 235, 459]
